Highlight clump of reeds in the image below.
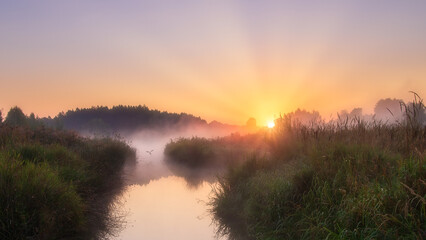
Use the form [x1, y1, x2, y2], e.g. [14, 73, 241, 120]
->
[210, 93, 425, 240]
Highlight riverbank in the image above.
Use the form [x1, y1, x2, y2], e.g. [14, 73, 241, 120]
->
[165, 99, 425, 239]
[164, 133, 267, 169]
[0, 123, 135, 239]
[210, 109, 425, 239]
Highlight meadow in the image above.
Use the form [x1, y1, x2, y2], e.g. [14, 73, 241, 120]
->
[166, 96, 426, 239]
[0, 107, 136, 239]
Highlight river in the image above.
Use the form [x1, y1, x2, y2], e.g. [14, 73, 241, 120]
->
[113, 130, 226, 240]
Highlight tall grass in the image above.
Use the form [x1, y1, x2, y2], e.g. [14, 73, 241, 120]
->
[0, 124, 136, 239]
[164, 133, 268, 169]
[0, 158, 84, 239]
[210, 94, 425, 240]
[165, 137, 217, 168]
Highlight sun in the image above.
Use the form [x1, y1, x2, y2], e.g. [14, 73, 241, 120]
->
[267, 121, 275, 129]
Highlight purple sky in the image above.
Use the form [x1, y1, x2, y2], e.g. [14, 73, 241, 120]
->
[1, 1, 425, 124]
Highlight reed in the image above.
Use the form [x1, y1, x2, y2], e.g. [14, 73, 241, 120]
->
[0, 118, 136, 239]
[210, 93, 425, 240]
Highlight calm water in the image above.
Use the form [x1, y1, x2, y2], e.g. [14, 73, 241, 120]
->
[113, 130, 225, 240]
[115, 176, 218, 240]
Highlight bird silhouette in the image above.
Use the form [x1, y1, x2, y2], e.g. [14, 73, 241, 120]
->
[146, 150, 154, 155]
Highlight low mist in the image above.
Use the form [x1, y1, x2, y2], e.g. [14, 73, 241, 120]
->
[121, 125, 239, 187]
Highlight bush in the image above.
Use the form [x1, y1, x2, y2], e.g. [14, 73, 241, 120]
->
[164, 134, 267, 170]
[165, 137, 216, 168]
[78, 138, 136, 192]
[0, 158, 84, 239]
[0, 123, 136, 239]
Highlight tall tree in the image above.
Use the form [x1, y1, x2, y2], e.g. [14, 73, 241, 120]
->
[374, 98, 404, 122]
[5, 107, 27, 127]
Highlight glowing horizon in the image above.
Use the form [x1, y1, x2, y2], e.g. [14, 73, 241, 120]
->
[1, 1, 425, 125]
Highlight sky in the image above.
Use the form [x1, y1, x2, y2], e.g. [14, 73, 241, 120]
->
[1, 1, 425, 125]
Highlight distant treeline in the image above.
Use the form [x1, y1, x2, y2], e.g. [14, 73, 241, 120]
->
[1, 105, 244, 136]
[2, 94, 424, 135]
[48, 105, 208, 133]
[268, 94, 425, 127]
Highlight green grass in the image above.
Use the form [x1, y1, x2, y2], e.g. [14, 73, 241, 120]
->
[0, 158, 84, 239]
[164, 133, 267, 169]
[165, 137, 217, 168]
[209, 98, 425, 239]
[211, 142, 425, 240]
[0, 125, 135, 239]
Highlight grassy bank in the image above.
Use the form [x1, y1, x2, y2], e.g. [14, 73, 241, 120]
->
[164, 134, 268, 187]
[164, 133, 267, 169]
[208, 99, 425, 239]
[0, 118, 135, 239]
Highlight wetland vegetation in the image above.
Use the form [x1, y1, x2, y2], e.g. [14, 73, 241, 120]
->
[0, 107, 136, 239]
[165, 95, 426, 240]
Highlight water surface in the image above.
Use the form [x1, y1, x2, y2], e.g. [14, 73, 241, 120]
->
[116, 176, 218, 240]
[114, 130, 225, 240]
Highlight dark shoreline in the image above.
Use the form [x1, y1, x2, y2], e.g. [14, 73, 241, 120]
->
[0, 123, 136, 239]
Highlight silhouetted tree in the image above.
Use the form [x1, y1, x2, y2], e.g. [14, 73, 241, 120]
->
[246, 118, 256, 128]
[5, 106, 27, 127]
[374, 98, 404, 122]
[28, 113, 41, 129]
[350, 108, 363, 118]
[49, 105, 208, 133]
[289, 109, 322, 126]
[54, 112, 65, 130]
[339, 108, 363, 120]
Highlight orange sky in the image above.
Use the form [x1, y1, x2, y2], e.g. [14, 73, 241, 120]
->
[1, 1, 425, 125]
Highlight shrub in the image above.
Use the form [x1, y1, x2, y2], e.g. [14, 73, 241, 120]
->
[0, 122, 136, 239]
[165, 137, 216, 168]
[0, 158, 84, 239]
